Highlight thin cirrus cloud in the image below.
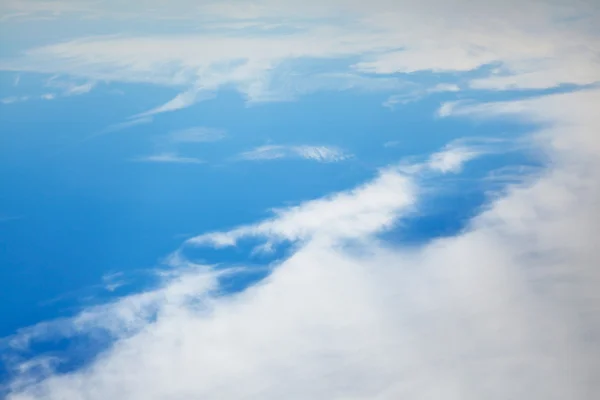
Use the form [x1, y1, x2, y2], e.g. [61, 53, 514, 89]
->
[1, 94, 54, 104]
[4, 88, 600, 399]
[134, 88, 217, 118]
[1, 78, 95, 105]
[45, 76, 96, 96]
[383, 83, 460, 109]
[238, 145, 350, 163]
[100, 116, 154, 135]
[422, 144, 480, 174]
[168, 127, 226, 143]
[132, 126, 226, 164]
[132, 152, 204, 164]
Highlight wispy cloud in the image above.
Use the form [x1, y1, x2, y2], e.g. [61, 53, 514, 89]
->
[135, 88, 216, 118]
[1, 94, 55, 104]
[46, 77, 96, 96]
[392, 138, 500, 175]
[383, 83, 460, 109]
[0, 96, 23, 104]
[95, 116, 154, 136]
[132, 152, 204, 164]
[101, 272, 126, 293]
[168, 127, 226, 143]
[1, 77, 96, 105]
[130, 126, 226, 165]
[425, 144, 480, 174]
[239, 145, 350, 163]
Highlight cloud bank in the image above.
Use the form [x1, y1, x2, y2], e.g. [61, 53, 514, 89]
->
[4, 87, 600, 399]
[2, 0, 598, 116]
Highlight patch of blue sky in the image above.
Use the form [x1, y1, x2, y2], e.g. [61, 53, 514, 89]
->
[383, 152, 544, 246]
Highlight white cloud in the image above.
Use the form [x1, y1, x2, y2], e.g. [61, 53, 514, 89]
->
[397, 138, 504, 175]
[101, 272, 126, 293]
[239, 145, 350, 163]
[128, 127, 224, 165]
[0, 96, 24, 104]
[426, 145, 479, 174]
[468, 55, 600, 90]
[437, 101, 460, 117]
[45, 77, 96, 96]
[99, 116, 154, 135]
[132, 152, 204, 164]
[188, 167, 416, 248]
[354, 47, 494, 75]
[0, 93, 60, 104]
[2, 0, 597, 115]
[1, 78, 96, 105]
[238, 145, 287, 161]
[4, 88, 600, 400]
[292, 146, 350, 162]
[168, 127, 226, 143]
[0, 0, 98, 21]
[135, 88, 216, 117]
[383, 83, 461, 109]
[64, 82, 95, 95]
[197, 143, 477, 249]
[5, 265, 219, 353]
[432, 83, 460, 92]
[383, 140, 400, 148]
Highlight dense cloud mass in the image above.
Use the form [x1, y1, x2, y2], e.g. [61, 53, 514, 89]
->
[1, 0, 599, 399]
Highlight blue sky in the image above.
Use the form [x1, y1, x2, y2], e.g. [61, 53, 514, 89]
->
[1, 1, 600, 399]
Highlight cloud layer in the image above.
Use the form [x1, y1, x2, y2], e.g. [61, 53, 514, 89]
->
[4, 87, 600, 399]
[2, 0, 598, 116]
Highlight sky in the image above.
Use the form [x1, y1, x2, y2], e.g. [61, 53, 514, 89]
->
[0, 0, 599, 399]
